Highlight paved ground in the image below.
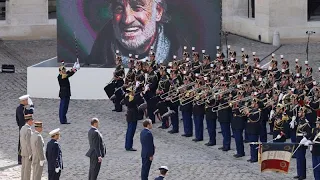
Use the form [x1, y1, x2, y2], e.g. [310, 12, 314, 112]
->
[0, 35, 319, 180]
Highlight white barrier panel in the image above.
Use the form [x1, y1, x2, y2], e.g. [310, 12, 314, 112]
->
[27, 59, 128, 100]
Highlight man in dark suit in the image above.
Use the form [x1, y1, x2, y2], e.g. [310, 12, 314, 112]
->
[140, 119, 155, 180]
[57, 61, 79, 124]
[86, 118, 106, 180]
[46, 128, 63, 180]
[154, 166, 168, 180]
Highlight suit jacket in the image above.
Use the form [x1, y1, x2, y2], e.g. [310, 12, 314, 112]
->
[31, 131, 45, 163]
[140, 128, 155, 158]
[155, 176, 165, 180]
[16, 104, 25, 128]
[46, 139, 63, 170]
[86, 127, 106, 158]
[58, 70, 75, 98]
[20, 124, 33, 157]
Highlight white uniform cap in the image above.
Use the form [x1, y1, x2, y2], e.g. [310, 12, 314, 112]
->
[192, 47, 195, 51]
[280, 55, 284, 59]
[216, 46, 220, 50]
[129, 54, 132, 57]
[252, 52, 256, 56]
[173, 55, 177, 59]
[183, 46, 187, 50]
[227, 45, 231, 49]
[135, 55, 139, 59]
[202, 50, 205, 54]
[295, 59, 299, 62]
[19, 94, 30, 100]
[49, 128, 60, 136]
[150, 46, 154, 50]
[159, 166, 169, 171]
[241, 48, 244, 51]
[116, 50, 119, 54]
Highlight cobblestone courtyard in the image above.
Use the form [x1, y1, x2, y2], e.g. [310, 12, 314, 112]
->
[0, 35, 319, 179]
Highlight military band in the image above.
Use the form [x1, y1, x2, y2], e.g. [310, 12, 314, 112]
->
[103, 45, 320, 179]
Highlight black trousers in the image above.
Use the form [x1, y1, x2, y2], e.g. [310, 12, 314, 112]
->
[18, 126, 22, 163]
[141, 158, 152, 180]
[89, 156, 101, 180]
[48, 170, 61, 180]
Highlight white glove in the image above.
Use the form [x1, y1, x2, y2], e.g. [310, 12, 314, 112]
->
[73, 62, 77, 69]
[289, 119, 295, 129]
[269, 110, 275, 120]
[27, 97, 33, 106]
[304, 140, 312, 146]
[55, 167, 60, 173]
[75, 62, 80, 70]
[144, 84, 149, 94]
[278, 93, 284, 102]
[299, 137, 308, 145]
[40, 160, 45, 166]
[135, 81, 140, 88]
[29, 155, 32, 160]
[292, 116, 296, 122]
[275, 134, 281, 140]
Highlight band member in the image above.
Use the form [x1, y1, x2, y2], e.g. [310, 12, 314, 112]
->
[156, 67, 170, 129]
[295, 107, 312, 180]
[155, 166, 169, 180]
[205, 90, 217, 146]
[20, 115, 34, 180]
[31, 122, 45, 180]
[272, 104, 289, 142]
[124, 87, 139, 151]
[140, 119, 155, 180]
[192, 81, 205, 142]
[168, 70, 181, 134]
[113, 55, 125, 112]
[243, 99, 261, 163]
[143, 62, 158, 124]
[180, 76, 193, 137]
[46, 128, 63, 180]
[86, 118, 106, 180]
[58, 61, 80, 124]
[16, 95, 32, 164]
[309, 119, 320, 180]
[231, 93, 246, 157]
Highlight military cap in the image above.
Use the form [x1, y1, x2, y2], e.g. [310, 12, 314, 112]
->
[24, 115, 33, 121]
[159, 166, 169, 171]
[19, 94, 30, 101]
[49, 128, 60, 136]
[34, 121, 43, 128]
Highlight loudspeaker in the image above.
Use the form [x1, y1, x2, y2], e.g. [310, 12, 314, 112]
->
[1, 64, 15, 73]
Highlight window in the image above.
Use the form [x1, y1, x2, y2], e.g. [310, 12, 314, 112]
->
[48, 0, 56, 19]
[247, 0, 255, 18]
[308, 0, 320, 21]
[0, 0, 5, 20]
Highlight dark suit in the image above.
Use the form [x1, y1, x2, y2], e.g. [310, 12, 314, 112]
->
[86, 127, 106, 180]
[16, 104, 25, 163]
[140, 129, 155, 180]
[154, 176, 165, 180]
[57, 70, 75, 124]
[46, 139, 63, 180]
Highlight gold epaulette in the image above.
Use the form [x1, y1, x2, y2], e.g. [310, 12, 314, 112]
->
[282, 114, 289, 121]
[129, 95, 134, 102]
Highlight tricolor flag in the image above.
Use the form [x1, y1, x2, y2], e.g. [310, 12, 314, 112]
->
[260, 143, 295, 173]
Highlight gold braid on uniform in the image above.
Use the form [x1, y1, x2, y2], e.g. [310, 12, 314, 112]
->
[247, 109, 261, 123]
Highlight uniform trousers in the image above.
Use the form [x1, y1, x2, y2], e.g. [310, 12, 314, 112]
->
[21, 156, 32, 180]
[141, 158, 152, 180]
[125, 121, 137, 150]
[313, 155, 320, 180]
[296, 147, 307, 178]
[32, 161, 43, 180]
[259, 121, 267, 142]
[206, 117, 216, 144]
[182, 111, 193, 136]
[170, 107, 179, 132]
[48, 170, 61, 180]
[161, 116, 169, 128]
[220, 122, 231, 149]
[193, 114, 204, 140]
[59, 96, 70, 123]
[89, 156, 101, 180]
[248, 134, 259, 162]
[18, 126, 22, 163]
[233, 129, 245, 156]
[146, 100, 156, 123]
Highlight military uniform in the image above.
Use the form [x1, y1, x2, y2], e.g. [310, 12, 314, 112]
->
[143, 70, 158, 124]
[124, 87, 138, 151]
[113, 64, 125, 112]
[31, 122, 45, 180]
[310, 124, 320, 180]
[20, 119, 33, 180]
[217, 97, 232, 151]
[205, 97, 217, 146]
[46, 129, 63, 180]
[192, 88, 205, 142]
[231, 101, 246, 157]
[245, 107, 261, 163]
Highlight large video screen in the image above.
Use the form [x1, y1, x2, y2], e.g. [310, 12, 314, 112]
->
[57, 0, 222, 67]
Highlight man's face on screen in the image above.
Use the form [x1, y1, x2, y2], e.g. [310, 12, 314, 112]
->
[112, 0, 163, 50]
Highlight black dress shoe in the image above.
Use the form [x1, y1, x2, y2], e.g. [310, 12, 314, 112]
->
[18, 161, 22, 165]
[247, 159, 252, 162]
[185, 134, 193, 137]
[299, 177, 306, 180]
[194, 139, 203, 142]
[218, 147, 224, 150]
[61, 122, 71, 124]
[218, 131, 222, 133]
[293, 176, 300, 179]
[222, 148, 230, 151]
[126, 148, 137, 151]
[233, 154, 245, 158]
[181, 134, 187, 137]
[205, 142, 216, 146]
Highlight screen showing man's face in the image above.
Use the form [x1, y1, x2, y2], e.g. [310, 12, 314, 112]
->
[112, 0, 163, 50]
